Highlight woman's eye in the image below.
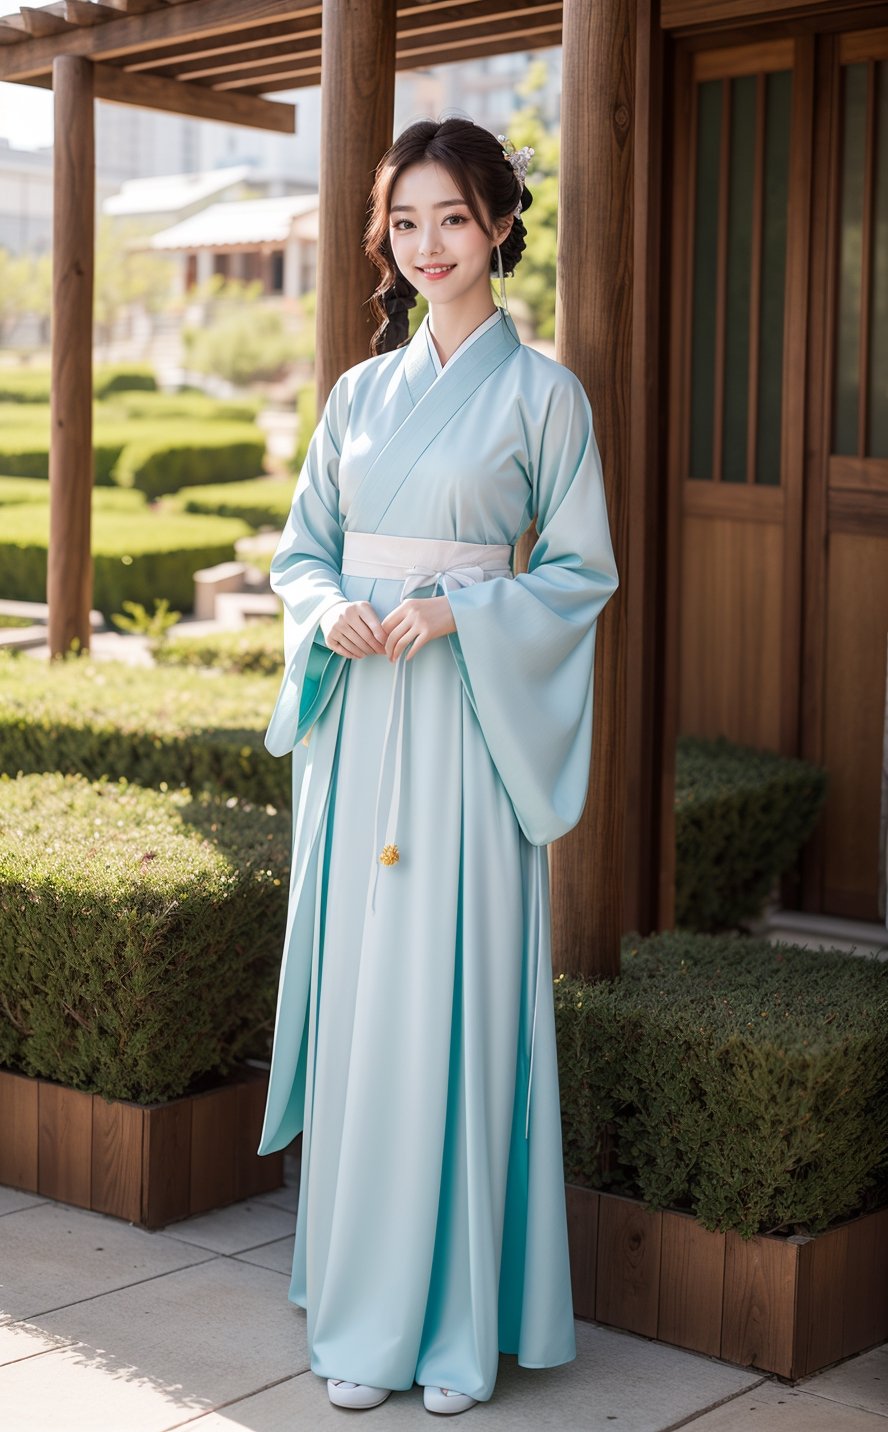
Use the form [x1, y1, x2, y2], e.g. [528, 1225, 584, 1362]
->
[391, 215, 467, 230]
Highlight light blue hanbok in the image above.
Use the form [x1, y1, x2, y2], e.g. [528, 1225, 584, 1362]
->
[256, 305, 619, 1402]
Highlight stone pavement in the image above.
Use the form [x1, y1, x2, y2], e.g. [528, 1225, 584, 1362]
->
[1, 1150, 886, 1432]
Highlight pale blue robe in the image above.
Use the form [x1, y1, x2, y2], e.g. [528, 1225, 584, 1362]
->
[257, 306, 619, 1401]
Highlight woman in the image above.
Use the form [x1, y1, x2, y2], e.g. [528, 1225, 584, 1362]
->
[256, 117, 619, 1416]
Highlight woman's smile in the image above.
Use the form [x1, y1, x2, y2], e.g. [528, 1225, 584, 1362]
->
[416, 264, 456, 279]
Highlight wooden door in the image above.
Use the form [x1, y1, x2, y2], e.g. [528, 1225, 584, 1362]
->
[668, 28, 888, 921]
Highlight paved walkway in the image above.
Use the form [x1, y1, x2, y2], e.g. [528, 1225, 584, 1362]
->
[2, 1150, 885, 1431]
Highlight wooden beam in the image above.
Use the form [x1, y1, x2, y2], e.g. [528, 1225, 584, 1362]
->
[661, 0, 887, 27]
[315, 0, 395, 402]
[0, 0, 560, 83]
[20, 58, 296, 130]
[92, 56, 295, 129]
[48, 53, 94, 659]
[234, 28, 564, 94]
[0, 0, 321, 79]
[551, 0, 631, 977]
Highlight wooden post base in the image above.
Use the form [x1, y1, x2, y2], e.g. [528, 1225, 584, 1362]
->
[0, 1063, 284, 1229]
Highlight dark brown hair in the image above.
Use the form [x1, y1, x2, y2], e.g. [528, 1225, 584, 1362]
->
[362, 117, 533, 356]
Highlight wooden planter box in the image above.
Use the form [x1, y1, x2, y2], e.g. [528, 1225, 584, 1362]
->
[566, 1183, 888, 1380]
[0, 1061, 284, 1229]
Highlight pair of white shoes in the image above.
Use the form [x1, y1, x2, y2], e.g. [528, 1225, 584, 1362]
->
[326, 1378, 478, 1413]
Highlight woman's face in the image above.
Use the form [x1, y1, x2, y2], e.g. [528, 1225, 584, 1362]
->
[388, 160, 511, 311]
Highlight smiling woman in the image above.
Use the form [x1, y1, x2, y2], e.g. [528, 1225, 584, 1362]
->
[256, 117, 619, 1417]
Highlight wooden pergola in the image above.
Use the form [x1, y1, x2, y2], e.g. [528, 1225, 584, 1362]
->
[0, 0, 654, 970]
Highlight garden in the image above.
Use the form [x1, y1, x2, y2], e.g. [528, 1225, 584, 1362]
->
[0, 361, 885, 1383]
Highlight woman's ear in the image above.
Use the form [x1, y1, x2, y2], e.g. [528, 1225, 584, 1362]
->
[495, 217, 514, 247]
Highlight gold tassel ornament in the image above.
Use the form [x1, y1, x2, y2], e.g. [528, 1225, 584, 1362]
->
[379, 843, 400, 866]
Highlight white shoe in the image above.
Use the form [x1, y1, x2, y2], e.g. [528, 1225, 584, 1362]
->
[423, 1384, 478, 1415]
[327, 1379, 392, 1409]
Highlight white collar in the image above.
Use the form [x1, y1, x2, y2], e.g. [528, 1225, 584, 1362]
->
[424, 308, 504, 376]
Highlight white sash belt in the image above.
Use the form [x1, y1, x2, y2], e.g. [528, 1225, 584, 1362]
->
[339, 531, 539, 1140]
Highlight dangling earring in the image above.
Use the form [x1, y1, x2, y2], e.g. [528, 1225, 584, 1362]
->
[495, 242, 510, 315]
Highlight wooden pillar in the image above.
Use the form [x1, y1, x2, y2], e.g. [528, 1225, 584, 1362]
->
[48, 55, 95, 658]
[316, 0, 396, 404]
[551, 0, 636, 978]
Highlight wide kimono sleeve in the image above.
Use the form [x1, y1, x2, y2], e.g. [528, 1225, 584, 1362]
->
[445, 369, 619, 845]
[263, 371, 351, 757]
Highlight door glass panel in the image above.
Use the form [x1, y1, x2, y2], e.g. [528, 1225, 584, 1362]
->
[756, 69, 792, 486]
[690, 78, 721, 480]
[834, 62, 866, 455]
[869, 60, 888, 457]
[723, 76, 756, 483]
[689, 68, 792, 482]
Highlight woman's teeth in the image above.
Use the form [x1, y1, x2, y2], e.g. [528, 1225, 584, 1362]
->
[420, 265, 455, 277]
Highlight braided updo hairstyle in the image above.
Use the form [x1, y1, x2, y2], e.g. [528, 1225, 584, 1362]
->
[363, 117, 533, 356]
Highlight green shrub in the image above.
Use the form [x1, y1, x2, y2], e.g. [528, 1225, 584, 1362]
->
[111, 427, 266, 498]
[0, 371, 52, 403]
[674, 735, 828, 931]
[96, 390, 262, 424]
[153, 619, 284, 676]
[0, 504, 251, 616]
[93, 364, 158, 396]
[555, 929, 888, 1238]
[175, 476, 292, 529]
[0, 476, 147, 511]
[0, 475, 53, 506]
[184, 307, 298, 386]
[289, 381, 316, 473]
[0, 409, 265, 490]
[0, 653, 287, 806]
[0, 364, 157, 404]
[0, 771, 287, 1102]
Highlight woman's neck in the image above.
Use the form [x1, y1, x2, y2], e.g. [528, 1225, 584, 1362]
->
[427, 295, 498, 368]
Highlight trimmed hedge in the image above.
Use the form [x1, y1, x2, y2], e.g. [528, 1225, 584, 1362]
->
[175, 476, 292, 529]
[99, 391, 262, 424]
[0, 504, 251, 616]
[674, 735, 828, 932]
[0, 771, 288, 1102]
[110, 427, 267, 498]
[0, 364, 157, 404]
[0, 410, 266, 491]
[0, 475, 146, 511]
[0, 653, 287, 806]
[555, 929, 888, 1238]
[152, 619, 285, 676]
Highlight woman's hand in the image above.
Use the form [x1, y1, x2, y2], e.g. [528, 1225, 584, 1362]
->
[320, 600, 387, 658]
[380, 595, 457, 662]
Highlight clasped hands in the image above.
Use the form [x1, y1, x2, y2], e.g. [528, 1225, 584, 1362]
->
[319, 596, 456, 662]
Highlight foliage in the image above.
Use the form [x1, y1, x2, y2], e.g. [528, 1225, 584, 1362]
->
[0, 504, 251, 616]
[183, 304, 299, 386]
[111, 598, 182, 640]
[175, 476, 292, 529]
[675, 735, 828, 930]
[502, 63, 560, 339]
[0, 771, 289, 1102]
[152, 619, 284, 677]
[555, 929, 888, 1238]
[0, 652, 287, 806]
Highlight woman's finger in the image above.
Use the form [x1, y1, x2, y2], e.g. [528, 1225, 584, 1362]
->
[335, 632, 364, 658]
[342, 619, 378, 656]
[384, 617, 413, 660]
[357, 603, 387, 650]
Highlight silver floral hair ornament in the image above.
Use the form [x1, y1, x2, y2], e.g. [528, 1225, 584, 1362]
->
[494, 133, 535, 315]
[497, 133, 536, 215]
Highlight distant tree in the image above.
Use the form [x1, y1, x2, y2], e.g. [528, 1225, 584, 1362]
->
[505, 61, 560, 340]
[94, 216, 178, 355]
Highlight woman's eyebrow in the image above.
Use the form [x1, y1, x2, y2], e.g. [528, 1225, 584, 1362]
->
[390, 199, 468, 212]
